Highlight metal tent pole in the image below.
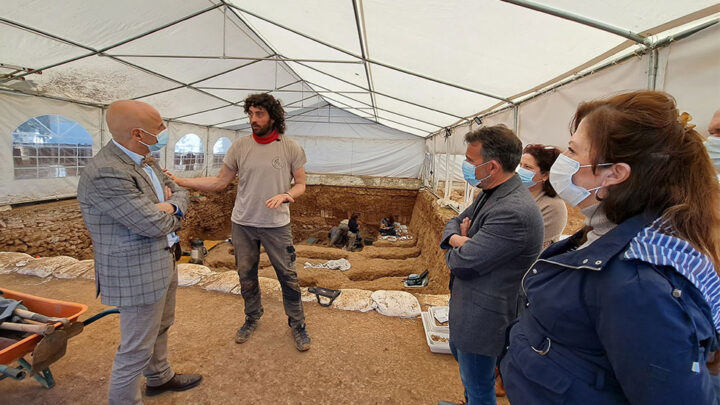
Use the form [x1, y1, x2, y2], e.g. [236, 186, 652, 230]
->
[0, 3, 225, 84]
[647, 48, 660, 90]
[500, 0, 648, 45]
[294, 61, 463, 120]
[353, 0, 379, 122]
[224, 2, 510, 103]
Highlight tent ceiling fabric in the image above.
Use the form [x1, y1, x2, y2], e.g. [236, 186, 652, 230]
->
[1, 0, 718, 138]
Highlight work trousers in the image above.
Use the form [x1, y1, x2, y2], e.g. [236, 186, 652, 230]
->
[232, 223, 305, 328]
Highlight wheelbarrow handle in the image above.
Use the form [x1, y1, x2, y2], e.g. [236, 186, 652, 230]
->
[13, 308, 69, 326]
[83, 308, 120, 326]
[0, 321, 55, 335]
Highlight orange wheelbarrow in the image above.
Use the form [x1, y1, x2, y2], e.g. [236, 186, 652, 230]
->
[0, 287, 118, 388]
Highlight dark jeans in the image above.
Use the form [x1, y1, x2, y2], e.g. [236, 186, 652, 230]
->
[232, 223, 305, 328]
[450, 341, 497, 405]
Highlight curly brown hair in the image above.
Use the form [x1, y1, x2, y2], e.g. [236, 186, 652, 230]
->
[243, 93, 286, 134]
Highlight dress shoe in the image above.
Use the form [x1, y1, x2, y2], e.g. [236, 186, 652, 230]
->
[145, 373, 202, 396]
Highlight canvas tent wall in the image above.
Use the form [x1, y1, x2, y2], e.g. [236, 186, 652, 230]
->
[1, 1, 718, 205]
[428, 20, 720, 204]
[0, 93, 424, 205]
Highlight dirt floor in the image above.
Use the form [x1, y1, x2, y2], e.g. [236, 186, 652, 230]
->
[0, 273, 510, 405]
[204, 241, 425, 292]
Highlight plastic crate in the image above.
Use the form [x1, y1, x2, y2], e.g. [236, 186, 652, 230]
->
[420, 312, 451, 354]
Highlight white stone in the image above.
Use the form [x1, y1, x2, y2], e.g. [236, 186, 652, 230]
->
[16, 256, 78, 279]
[370, 290, 421, 318]
[0, 252, 33, 274]
[177, 263, 212, 287]
[54, 260, 94, 279]
[258, 277, 281, 294]
[201, 271, 239, 293]
[330, 289, 375, 312]
[300, 287, 315, 302]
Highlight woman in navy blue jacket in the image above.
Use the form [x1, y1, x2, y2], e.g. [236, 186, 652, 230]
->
[500, 91, 720, 404]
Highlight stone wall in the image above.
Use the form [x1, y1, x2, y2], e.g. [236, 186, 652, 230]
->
[408, 190, 456, 294]
[0, 200, 92, 259]
[177, 182, 418, 248]
[0, 184, 419, 259]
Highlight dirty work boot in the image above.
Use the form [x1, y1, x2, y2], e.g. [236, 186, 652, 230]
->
[235, 319, 260, 344]
[292, 325, 311, 352]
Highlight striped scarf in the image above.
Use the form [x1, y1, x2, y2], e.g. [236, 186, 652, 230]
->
[624, 218, 720, 332]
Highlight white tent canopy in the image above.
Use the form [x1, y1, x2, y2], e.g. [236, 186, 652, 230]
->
[1, 1, 719, 204]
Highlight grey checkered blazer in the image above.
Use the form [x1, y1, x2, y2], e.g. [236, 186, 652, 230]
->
[78, 141, 188, 307]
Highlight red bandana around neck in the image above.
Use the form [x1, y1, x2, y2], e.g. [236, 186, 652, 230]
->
[252, 129, 279, 144]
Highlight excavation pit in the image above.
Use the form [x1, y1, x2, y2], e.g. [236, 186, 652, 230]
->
[0, 180, 588, 295]
[0, 182, 459, 294]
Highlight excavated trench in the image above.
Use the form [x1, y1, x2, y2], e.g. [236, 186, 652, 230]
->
[0, 183, 458, 294]
[177, 183, 450, 292]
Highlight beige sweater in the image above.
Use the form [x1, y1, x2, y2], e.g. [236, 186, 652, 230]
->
[533, 190, 568, 248]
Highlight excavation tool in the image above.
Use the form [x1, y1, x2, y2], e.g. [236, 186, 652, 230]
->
[307, 286, 341, 307]
[0, 288, 119, 388]
[403, 269, 429, 288]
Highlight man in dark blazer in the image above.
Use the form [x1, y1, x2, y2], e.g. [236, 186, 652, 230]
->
[78, 100, 201, 404]
[440, 125, 543, 405]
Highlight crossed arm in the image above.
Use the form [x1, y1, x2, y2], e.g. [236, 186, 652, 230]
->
[87, 167, 184, 238]
[441, 206, 529, 279]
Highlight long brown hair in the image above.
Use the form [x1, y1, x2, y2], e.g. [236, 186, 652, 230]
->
[573, 91, 720, 268]
[523, 144, 561, 197]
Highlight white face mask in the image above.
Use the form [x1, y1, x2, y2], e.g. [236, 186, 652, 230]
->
[549, 154, 612, 207]
[704, 136, 720, 172]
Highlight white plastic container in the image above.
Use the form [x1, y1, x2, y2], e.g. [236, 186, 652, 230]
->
[428, 306, 449, 332]
[421, 311, 451, 354]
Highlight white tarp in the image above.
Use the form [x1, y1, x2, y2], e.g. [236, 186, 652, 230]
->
[660, 22, 720, 135]
[1, 2, 719, 203]
[517, 53, 649, 149]
[0, 92, 102, 205]
[2, 1, 718, 136]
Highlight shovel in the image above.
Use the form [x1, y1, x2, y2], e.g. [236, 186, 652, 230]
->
[18, 319, 69, 374]
[14, 307, 84, 338]
[30, 328, 68, 374]
[0, 319, 67, 374]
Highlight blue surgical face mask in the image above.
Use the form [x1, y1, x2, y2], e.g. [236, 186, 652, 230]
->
[704, 136, 720, 172]
[137, 128, 169, 152]
[549, 154, 612, 206]
[462, 160, 490, 188]
[516, 166, 537, 187]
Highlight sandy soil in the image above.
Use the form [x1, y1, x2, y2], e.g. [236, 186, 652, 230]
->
[203, 241, 426, 292]
[0, 273, 510, 405]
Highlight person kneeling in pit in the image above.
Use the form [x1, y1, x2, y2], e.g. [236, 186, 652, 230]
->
[379, 215, 397, 236]
[344, 213, 363, 252]
[328, 219, 349, 248]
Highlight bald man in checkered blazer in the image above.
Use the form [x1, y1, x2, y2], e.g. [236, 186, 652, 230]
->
[78, 100, 201, 404]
